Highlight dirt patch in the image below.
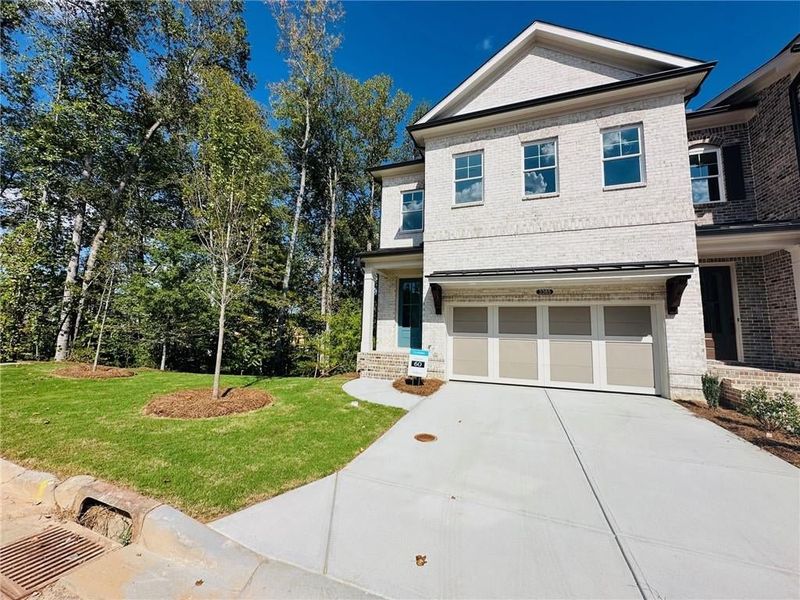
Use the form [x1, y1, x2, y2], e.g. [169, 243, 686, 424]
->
[678, 401, 800, 468]
[393, 377, 444, 397]
[143, 387, 273, 419]
[53, 363, 135, 379]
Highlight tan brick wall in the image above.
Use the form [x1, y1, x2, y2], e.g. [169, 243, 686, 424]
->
[357, 351, 445, 380]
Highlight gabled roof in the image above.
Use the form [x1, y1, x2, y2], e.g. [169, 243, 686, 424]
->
[416, 20, 707, 126]
[702, 34, 800, 108]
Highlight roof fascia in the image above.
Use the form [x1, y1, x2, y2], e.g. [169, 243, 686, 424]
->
[703, 34, 800, 108]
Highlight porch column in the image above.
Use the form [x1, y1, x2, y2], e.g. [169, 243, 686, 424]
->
[360, 267, 375, 352]
[789, 245, 800, 321]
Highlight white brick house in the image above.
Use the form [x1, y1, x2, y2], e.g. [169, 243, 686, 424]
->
[357, 22, 800, 402]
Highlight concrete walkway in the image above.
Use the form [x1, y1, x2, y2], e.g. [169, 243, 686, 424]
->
[342, 377, 427, 410]
[211, 382, 800, 599]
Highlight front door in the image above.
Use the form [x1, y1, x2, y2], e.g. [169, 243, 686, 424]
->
[700, 266, 738, 361]
[398, 278, 422, 349]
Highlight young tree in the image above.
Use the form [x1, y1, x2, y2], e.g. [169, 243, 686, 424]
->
[187, 67, 283, 399]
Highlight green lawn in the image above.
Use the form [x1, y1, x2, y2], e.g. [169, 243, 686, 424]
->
[0, 363, 403, 520]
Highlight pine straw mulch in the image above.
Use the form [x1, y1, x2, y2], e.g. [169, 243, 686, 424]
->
[143, 387, 274, 419]
[678, 400, 800, 468]
[52, 363, 136, 379]
[392, 377, 445, 397]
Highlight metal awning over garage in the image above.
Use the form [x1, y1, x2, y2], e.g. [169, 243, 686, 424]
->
[427, 260, 696, 285]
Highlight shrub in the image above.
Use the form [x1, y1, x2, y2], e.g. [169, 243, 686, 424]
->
[741, 387, 800, 434]
[701, 373, 722, 408]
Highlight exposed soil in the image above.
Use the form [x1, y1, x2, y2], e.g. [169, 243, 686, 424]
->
[53, 363, 135, 379]
[678, 401, 800, 468]
[393, 377, 445, 397]
[143, 387, 273, 419]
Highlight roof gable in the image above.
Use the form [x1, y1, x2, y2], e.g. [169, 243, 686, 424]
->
[417, 21, 705, 125]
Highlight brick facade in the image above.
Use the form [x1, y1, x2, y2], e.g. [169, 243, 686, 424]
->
[763, 250, 800, 370]
[688, 122, 757, 225]
[750, 76, 800, 221]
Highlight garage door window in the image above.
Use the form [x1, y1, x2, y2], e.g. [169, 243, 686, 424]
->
[453, 307, 488, 334]
[549, 306, 593, 384]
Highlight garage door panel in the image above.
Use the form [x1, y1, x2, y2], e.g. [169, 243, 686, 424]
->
[606, 341, 655, 388]
[452, 337, 488, 377]
[499, 339, 538, 380]
[550, 340, 594, 384]
[604, 306, 652, 337]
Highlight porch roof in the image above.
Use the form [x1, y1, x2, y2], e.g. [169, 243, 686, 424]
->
[696, 220, 800, 258]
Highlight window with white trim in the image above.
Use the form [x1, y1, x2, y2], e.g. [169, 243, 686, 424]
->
[454, 152, 483, 204]
[401, 190, 424, 231]
[602, 125, 644, 187]
[689, 145, 725, 204]
[523, 140, 558, 196]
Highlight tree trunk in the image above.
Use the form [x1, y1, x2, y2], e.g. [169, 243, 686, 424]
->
[72, 216, 108, 346]
[211, 266, 229, 401]
[54, 203, 85, 361]
[92, 270, 114, 372]
[281, 98, 311, 292]
[160, 339, 167, 371]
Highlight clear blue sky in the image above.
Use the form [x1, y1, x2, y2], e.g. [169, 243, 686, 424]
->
[245, 1, 799, 118]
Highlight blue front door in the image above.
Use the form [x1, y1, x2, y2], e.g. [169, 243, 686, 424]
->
[397, 278, 423, 349]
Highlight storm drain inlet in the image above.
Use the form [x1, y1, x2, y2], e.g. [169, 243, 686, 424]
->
[0, 525, 106, 599]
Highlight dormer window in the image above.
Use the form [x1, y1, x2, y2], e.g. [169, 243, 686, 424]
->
[602, 125, 644, 187]
[401, 190, 424, 232]
[689, 145, 725, 204]
[454, 152, 484, 205]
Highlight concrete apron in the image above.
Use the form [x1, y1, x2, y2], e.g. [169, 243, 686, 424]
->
[211, 382, 800, 600]
[0, 458, 376, 599]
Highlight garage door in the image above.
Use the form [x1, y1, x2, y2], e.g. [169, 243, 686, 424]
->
[448, 304, 660, 394]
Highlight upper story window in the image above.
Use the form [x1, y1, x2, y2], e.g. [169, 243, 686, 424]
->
[523, 140, 558, 197]
[454, 152, 483, 205]
[602, 125, 644, 187]
[401, 190, 424, 232]
[689, 145, 725, 204]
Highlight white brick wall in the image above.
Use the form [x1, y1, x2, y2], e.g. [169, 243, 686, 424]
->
[374, 91, 706, 400]
[450, 46, 637, 117]
[379, 172, 425, 249]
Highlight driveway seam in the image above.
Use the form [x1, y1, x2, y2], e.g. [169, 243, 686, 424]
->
[322, 471, 340, 576]
[544, 389, 649, 600]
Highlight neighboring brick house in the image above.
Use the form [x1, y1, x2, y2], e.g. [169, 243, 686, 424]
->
[689, 35, 800, 376]
[356, 22, 800, 402]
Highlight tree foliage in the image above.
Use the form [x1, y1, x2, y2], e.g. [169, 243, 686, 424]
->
[0, 0, 415, 380]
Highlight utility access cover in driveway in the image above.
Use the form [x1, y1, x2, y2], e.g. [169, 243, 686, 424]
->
[0, 525, 106, 599]
[212, 382, 800, 599]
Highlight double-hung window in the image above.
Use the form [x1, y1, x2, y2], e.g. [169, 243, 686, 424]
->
[454, 152, 483, 205]
[523, 140, 558, 196]
[689, 145, 725, 204]
[401, 190, 424, 231]
[602, 125, 644, 187]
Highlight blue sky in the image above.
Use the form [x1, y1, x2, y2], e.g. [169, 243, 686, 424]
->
[245, 1, 799, 120]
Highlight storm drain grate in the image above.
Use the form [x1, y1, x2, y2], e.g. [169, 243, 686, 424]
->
[0, 525, 106, 600]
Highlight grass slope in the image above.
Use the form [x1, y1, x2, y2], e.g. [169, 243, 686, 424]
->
[0, 363, 403, 520]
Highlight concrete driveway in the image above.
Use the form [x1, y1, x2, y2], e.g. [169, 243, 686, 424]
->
[211, 382, 800, 599]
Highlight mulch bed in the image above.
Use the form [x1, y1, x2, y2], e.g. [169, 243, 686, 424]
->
[392, 377, 445, 397]
[678, 401, 800, 468]
[143, 387, 273, 419]
[53, 363, 135, 379]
